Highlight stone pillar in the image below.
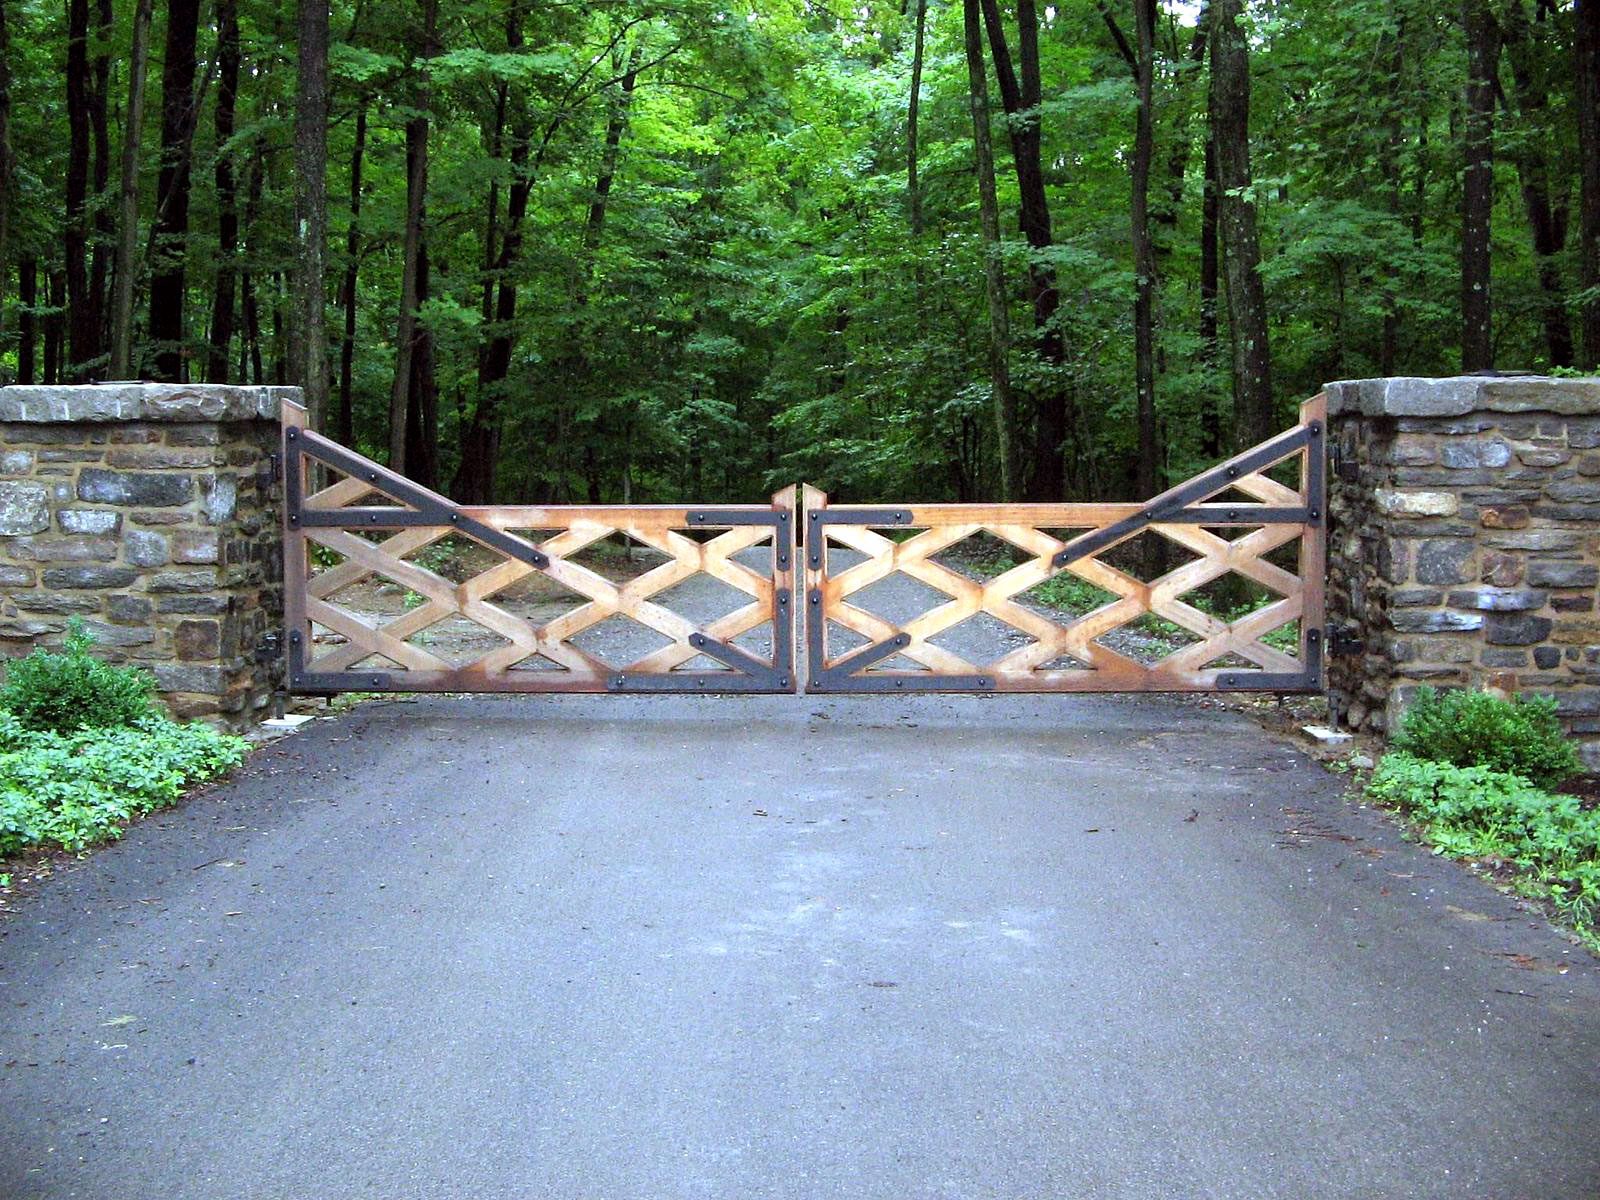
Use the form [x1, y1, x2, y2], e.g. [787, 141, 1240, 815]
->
[1327, 375, 1600, 765]
[0, 383, 298, 724]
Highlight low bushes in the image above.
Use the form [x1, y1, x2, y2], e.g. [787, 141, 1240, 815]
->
[1368, 687, 1598, 939]
[0, 622, 248, 858]
[1388, 686, 1581, 789]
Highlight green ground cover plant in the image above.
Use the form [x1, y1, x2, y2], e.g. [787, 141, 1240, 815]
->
[0, 623, 249, 858]
[1367, 688, 1597, 943]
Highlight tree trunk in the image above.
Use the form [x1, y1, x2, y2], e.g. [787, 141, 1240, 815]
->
[403, 245, 438, 488]
[110, 0, 153, 379]
[1501, 0, 1573, 368]
[239, 143, 265, 384]
[294, 0, 332, 427]
[1152, 4, 1209, 272]
[1379, 9, 1405, 376]
[388, 0, 437, 473]
[907, 0, 928, 236]
[1579, 0, 1600, 368]
[1460, 0, 1499, 372]
[89, 0, 111, 361]
[0, 0, 12, 354]
[338, 101, 366, 446]
[44, 268, 64, 383]
[1132, 0, 1158, 501]
[148, 0, 201, 381]
[455, 3, 527, 503]
[1210, 0, 1273, 449]
[17, 258, 35, 383]
[964, 0, 1019, 501]
[1198, 129, 1221, 457]
[65, 0, 94, 376]
[980, 0, 1067, 499]
[206, 0, 240, 383]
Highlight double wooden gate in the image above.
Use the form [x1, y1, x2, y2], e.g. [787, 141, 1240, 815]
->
[281, 396, 1324, 697]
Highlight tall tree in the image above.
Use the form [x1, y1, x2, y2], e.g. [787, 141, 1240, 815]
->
[1198, 130, 1221, 456]
[906, 0, 928, 237]
[980, 0, 1067, 498]
[294, 0, 332, 425]
[147, 0, 201, 381]
[1132, 0, 1158, 499]
[1460, 0, 1499, 371]
[0, 0, 12, 355]
[337, 100, 367, 446]
[109, 0, 152, 379]
[89, 0, 111, 359]
[206, 0, 241, 382]
[1500, 0, 1572, 368]
[388, 0, 437, 472]
[1578, 0, 1600, 368]
[1210, 0, 1273, 448]
[64, 0, 94, 375]
[17, 260, 35, 382]
[964, 0, 1019, 500]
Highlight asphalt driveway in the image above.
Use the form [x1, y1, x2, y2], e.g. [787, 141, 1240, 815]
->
[1, 692, 1597, 1199]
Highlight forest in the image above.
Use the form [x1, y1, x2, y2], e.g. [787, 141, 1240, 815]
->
[0, 0, 1596, 505]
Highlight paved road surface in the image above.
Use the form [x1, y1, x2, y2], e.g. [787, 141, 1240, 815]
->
[2, 693, 1597, 1199]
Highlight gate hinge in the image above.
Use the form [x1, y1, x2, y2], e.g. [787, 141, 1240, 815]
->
[1329, 442, 1359, 483]
[255, 629, 284, 663]
[1327, 626, 1364, 657]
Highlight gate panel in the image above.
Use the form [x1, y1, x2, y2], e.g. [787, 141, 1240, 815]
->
[803, 396, 1325, 694]
[281, 400, 796, 694]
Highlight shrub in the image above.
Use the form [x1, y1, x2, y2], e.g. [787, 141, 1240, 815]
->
[1368, 752, 1600, 930]
[0, 711, 248, 855]
[0, 618, 155, 733]
[1390, 686, 1582, 788]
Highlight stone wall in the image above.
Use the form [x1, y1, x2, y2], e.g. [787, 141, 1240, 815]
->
[1327, 375, 1600, 764]
[0, 383, 297, 724]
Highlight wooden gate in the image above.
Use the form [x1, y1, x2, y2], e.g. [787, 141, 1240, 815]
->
[281, 395, 1324, 697]
[280, 400, 796, 694]
[801, 396, 1325, 693]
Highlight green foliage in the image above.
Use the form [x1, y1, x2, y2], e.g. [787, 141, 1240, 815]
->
[0, 619, 156, 734]
[0, 711, 248, 855]
[1, 0, 1591, 503]
[1367, 752, 1600, 933]
[1391, 686, 1582, 788]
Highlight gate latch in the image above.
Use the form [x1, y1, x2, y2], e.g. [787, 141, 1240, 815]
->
[1327, 626, 1364, 658]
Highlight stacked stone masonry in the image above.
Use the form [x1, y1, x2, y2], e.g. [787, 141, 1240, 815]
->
[1327, 375, 1600, 766]
[0, 383, 296, 724]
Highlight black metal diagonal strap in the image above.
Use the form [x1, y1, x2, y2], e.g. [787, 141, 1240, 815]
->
[1053, 421, 1321, 570]
[803, 592, 991, 692]
[610, 602, 794, 692]
[286, 427, 550, 569]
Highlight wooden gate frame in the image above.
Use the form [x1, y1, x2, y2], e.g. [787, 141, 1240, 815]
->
[280, 399, 797, 694]
[800, 396, 1325, 693]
